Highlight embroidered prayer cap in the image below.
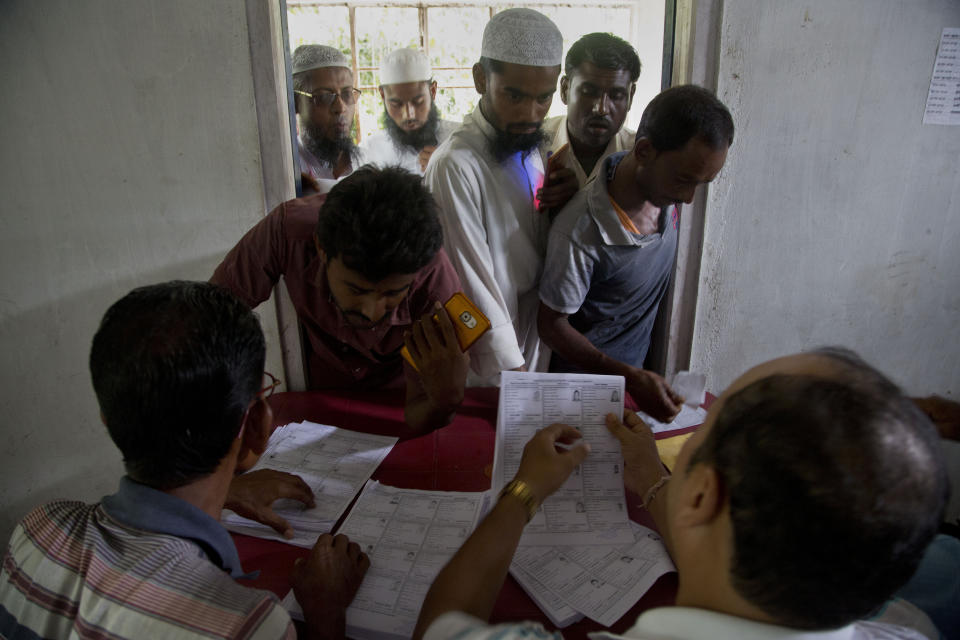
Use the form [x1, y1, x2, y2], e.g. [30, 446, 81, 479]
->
[379, 48, 432, 85]
[292, 44, 351, 75]
[480, 8, 562, 67]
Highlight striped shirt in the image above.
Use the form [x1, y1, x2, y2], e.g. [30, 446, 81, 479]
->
[0, 477, 294, 640]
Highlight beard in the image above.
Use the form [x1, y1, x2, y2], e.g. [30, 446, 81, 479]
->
[302, 121, 360, 168]
[487, 126, 546, 163]
[382, 103, 441, 152]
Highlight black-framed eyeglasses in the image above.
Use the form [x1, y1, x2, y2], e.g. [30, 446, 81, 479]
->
[295, 87, 361, 107]
[261, 371, 283, 397]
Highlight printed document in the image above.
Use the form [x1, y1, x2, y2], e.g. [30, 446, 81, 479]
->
[494, 371, 633, 546]
[510, 522, 675, 626]
[222, 421, 396, 548]
[282, 481, 487, 640]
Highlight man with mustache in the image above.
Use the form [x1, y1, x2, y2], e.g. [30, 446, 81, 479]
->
[538, 86, 733, 422]
[425, 9, 577, 384]
[293, 45, 362, 193]
[360, 48, 459, 175]
[212, 167, 468, 441]
[543, 33, 641, 189]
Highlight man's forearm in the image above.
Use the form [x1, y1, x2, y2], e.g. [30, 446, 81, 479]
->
[538, 305, 634, 377]
[403, 386, 462, 438]
[413, 497, 528, 639]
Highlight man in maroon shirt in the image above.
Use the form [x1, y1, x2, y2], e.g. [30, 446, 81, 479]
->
[212, 166, 467, 439]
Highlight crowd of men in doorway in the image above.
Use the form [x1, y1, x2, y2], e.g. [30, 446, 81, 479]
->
[1, 8, 957, 640]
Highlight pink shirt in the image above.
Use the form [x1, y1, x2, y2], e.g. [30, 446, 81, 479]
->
[212, 194, 461, 390]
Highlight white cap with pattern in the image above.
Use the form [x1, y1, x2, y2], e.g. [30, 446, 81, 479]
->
[480, 8, 562, 67]
[292, 44, 351, 75]
[379, 48, 432, 85]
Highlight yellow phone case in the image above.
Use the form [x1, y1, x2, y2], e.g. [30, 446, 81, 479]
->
[402, 292, 491, 370]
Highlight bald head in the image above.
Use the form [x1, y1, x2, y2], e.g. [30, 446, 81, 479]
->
[686, 348, 947, 629]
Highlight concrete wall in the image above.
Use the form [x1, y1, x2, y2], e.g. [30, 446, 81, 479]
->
[0, 1, 284, 543]
[693, 0, 960, 396]
[692, 0, 960, 520]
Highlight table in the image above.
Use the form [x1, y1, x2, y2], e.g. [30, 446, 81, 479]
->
[233, 387, 710, 638]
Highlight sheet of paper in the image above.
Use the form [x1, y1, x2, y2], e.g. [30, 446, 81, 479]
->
[510, 564, 584, 627]
[509, 522, 675, 626]
[334, 482, 488, 640]
[671, 371, 706, 407]
[221, 421, 397, 548]
[636, 404, 707, 435]
[494, 371, 633, 546]
[923, 28, 960, 125]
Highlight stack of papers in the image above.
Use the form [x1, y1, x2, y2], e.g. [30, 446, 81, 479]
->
[240, 371, 704, 635]
[494, 372, 675, 627]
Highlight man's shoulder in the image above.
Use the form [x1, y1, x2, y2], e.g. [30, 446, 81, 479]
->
[550, 187, 596, 239]
[437, 119, 460, 141]
[542, 115, 565, 137]
[274, 193, 327, 239]
[3, 501, 293, 640]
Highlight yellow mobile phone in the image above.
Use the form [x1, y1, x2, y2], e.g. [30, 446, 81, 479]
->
[402, 292, 491, 370]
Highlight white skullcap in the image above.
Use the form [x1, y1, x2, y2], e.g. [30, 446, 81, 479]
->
[481, 9, 562, 67]
[292, 44, 351, 75]
[379, 48, 432, 85]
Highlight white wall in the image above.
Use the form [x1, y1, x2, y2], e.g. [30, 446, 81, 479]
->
[693, 0, 960, 397]
[0, 1, 284, 543]
[691, 0, 960, 521]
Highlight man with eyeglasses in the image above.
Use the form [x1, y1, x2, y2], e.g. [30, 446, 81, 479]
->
[425, 9, 578, 385]
[0, 281, 369, 640]
[360, 48, 459, 176]
[543, 33, 640, 189]
[538, 85, 733, 422]
[293, 45, 363, 193]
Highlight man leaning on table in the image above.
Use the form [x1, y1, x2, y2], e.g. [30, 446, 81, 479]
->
[0, 281, 368, 640]
[413, 347, 948, 640]
[212, 166, 469, 440]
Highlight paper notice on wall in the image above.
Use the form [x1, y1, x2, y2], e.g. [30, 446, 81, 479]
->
[923, 28, 960, 125]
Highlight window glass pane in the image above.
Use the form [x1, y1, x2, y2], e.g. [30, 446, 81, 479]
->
[288, 6, 351, 54]
[356, 88, 382, 143]
[436, 87, 478, 123]
[355, 6, 420, 75]
[427, 7, 487, 69]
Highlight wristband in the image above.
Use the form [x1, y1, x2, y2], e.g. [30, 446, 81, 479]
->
[498, 479, 539, 522]
[642, 476, 670, 510]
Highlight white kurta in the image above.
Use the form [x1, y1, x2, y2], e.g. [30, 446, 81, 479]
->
[359, 119, 459, 176]
[425, 106, 552, 381]
[542, 115, 635, 188]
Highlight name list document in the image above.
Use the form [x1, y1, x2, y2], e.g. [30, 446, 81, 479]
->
[510, 522, 675, 626]
[282, 481, 487, 640]
[494, 371, 633, 547]
[221, 421, 396, 548]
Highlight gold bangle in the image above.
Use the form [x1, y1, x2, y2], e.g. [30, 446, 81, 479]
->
[642, 476, 670, 510]
[498, 479, 539, 522]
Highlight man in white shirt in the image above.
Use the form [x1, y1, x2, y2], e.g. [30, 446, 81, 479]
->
[413, 347, 948, 640]
[543, 33, 641, 189]
[292, 45, 362, 193]
[360, 49, 459, 175]
[425, 9, 577, 382]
